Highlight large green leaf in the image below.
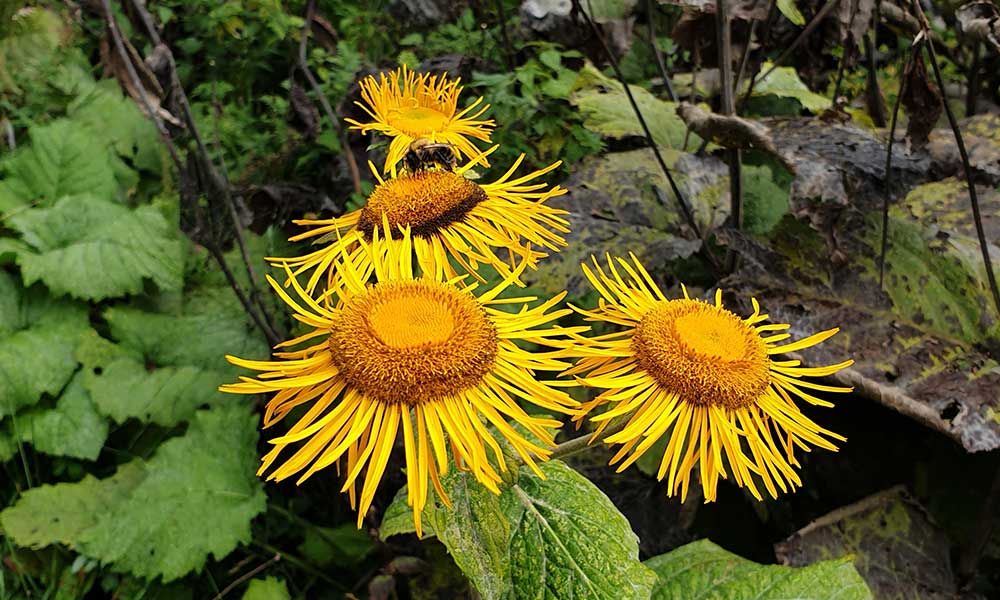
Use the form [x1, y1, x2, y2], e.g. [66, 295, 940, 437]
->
[506, 461, 656, 600]
[382, 464, 514, 599]
[0, 119, 116, 213]
[645, 539, 872, 599]
[14, 374, 108, 460]
[381, 460, 656, 600]
[77, 331, 231, 427]
[77, 405, 266, 581]
[0, 461, 146, 548]
[7, 194, 184, 300]
[0, 406, 265, 582]
[569, 63, 703, 150]
[68, 79, 162, 174]
[104, 285, 269, 377]
[0, 271, 88, 417]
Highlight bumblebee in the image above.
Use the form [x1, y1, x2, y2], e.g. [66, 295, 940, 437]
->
[403, 138, 459, 173]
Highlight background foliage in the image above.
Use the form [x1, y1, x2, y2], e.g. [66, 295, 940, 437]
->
[0, 0, 998, 598]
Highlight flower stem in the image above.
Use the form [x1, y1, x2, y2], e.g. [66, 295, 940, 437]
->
[549, 416, 632, 461]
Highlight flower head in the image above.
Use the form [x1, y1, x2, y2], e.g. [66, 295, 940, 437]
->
[270, 149, 569, 295]
[345, 65, 495, 173]
[566, 254, 853, 502]
[222, 227, 580, 535]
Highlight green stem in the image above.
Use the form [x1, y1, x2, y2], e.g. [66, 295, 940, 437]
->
[548, 416, 632, 461]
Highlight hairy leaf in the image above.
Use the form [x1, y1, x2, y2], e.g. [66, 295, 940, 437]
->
[646, 539, 872, 599]
[77, 406, 265, 581]
[15, 374, 108, 460]
[8, 194, 184, 300]
[0, 120, 116, 213]
[77, 332, 231, 427]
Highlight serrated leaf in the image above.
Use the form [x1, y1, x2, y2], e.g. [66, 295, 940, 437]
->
[104, 285, 268, 377]
[8, 194, 184, 300]
[241, 577, 290, 600]
[382, 459, 656, 600]
[0, 273, 88, 417]
[507, 461, 656, 600]
[570, 63, 702, 150]
[68, 79, 162, 173]
[646, 539, 873, 599]
[0, 461, 147, 548]
[750, 63, 830, 113]
[16, 374, 108, 460]
[0, 119, 116, 213]
[77, 405, 266, 581]
[77, 331, 231, 426]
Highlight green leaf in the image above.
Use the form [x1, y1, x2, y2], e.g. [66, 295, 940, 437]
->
[743, 165, 790, 235]
[67, 79, 162, 173]
[506, 460, 656, 600]
[298, 524, 375, 566]
[776, 0, 806, 25]
[8, 194, 184, 300]
[16, 374, 108, 460]
[750, 63, 830, 113]
[77, 405, 266, 581]
[242, 577, 290, 600]
[570, 63, 701, 150]
[645, 539, 873, 599]
[0, 272, 88, 418]
[381, 460, 656, 600]
[104, 285, 269, 377]
[0, 461, 147, 549]
[0, 119, 116, 213]
[77, 331, 231, 427]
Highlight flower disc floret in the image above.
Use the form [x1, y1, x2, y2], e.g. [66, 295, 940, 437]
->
[357, 171, 487, 240]
[632, 299, 770, 410]
[328, 280, 498, 404]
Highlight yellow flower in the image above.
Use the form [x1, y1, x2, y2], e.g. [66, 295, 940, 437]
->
[270, 150, 569, 295]
[221, 227, 580, 536]
[566, 254, 853, 503]
[345, 65, 494, 173]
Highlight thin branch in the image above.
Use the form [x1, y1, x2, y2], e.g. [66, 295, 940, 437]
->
[297, 0, 362, 196]
[915, 4, 1000, 319]
[125, 0, 282, 346]
[646, 0, 678, 102]
[212, 554, 281, 600]
[878, 41, 916, 287]
[966, 41, 981, 117]
[718, 0, 743, 272]
[575, 0, 704, 240]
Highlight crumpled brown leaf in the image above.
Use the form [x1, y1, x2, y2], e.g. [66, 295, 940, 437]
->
[676, 102, 796, 172]
[900, 53, 942, 151]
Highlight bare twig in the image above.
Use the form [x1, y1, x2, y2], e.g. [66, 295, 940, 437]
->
[717, 0, 743, 272]
[212, 554, 281, 600]
[575, 0, 704, 240]
[122, 0, 282, 347]
[296, 0, 362, 196]
[966, 41, 980, 117]
[646, 0, 678, 102]
[878, 41, 916, 287]
[914, 2, 1000, 319]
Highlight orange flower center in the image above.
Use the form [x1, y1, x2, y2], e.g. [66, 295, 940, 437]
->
[358, 171, 486, 239]
[328, 280, 498, 404]
[632, 299, 770, 409]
